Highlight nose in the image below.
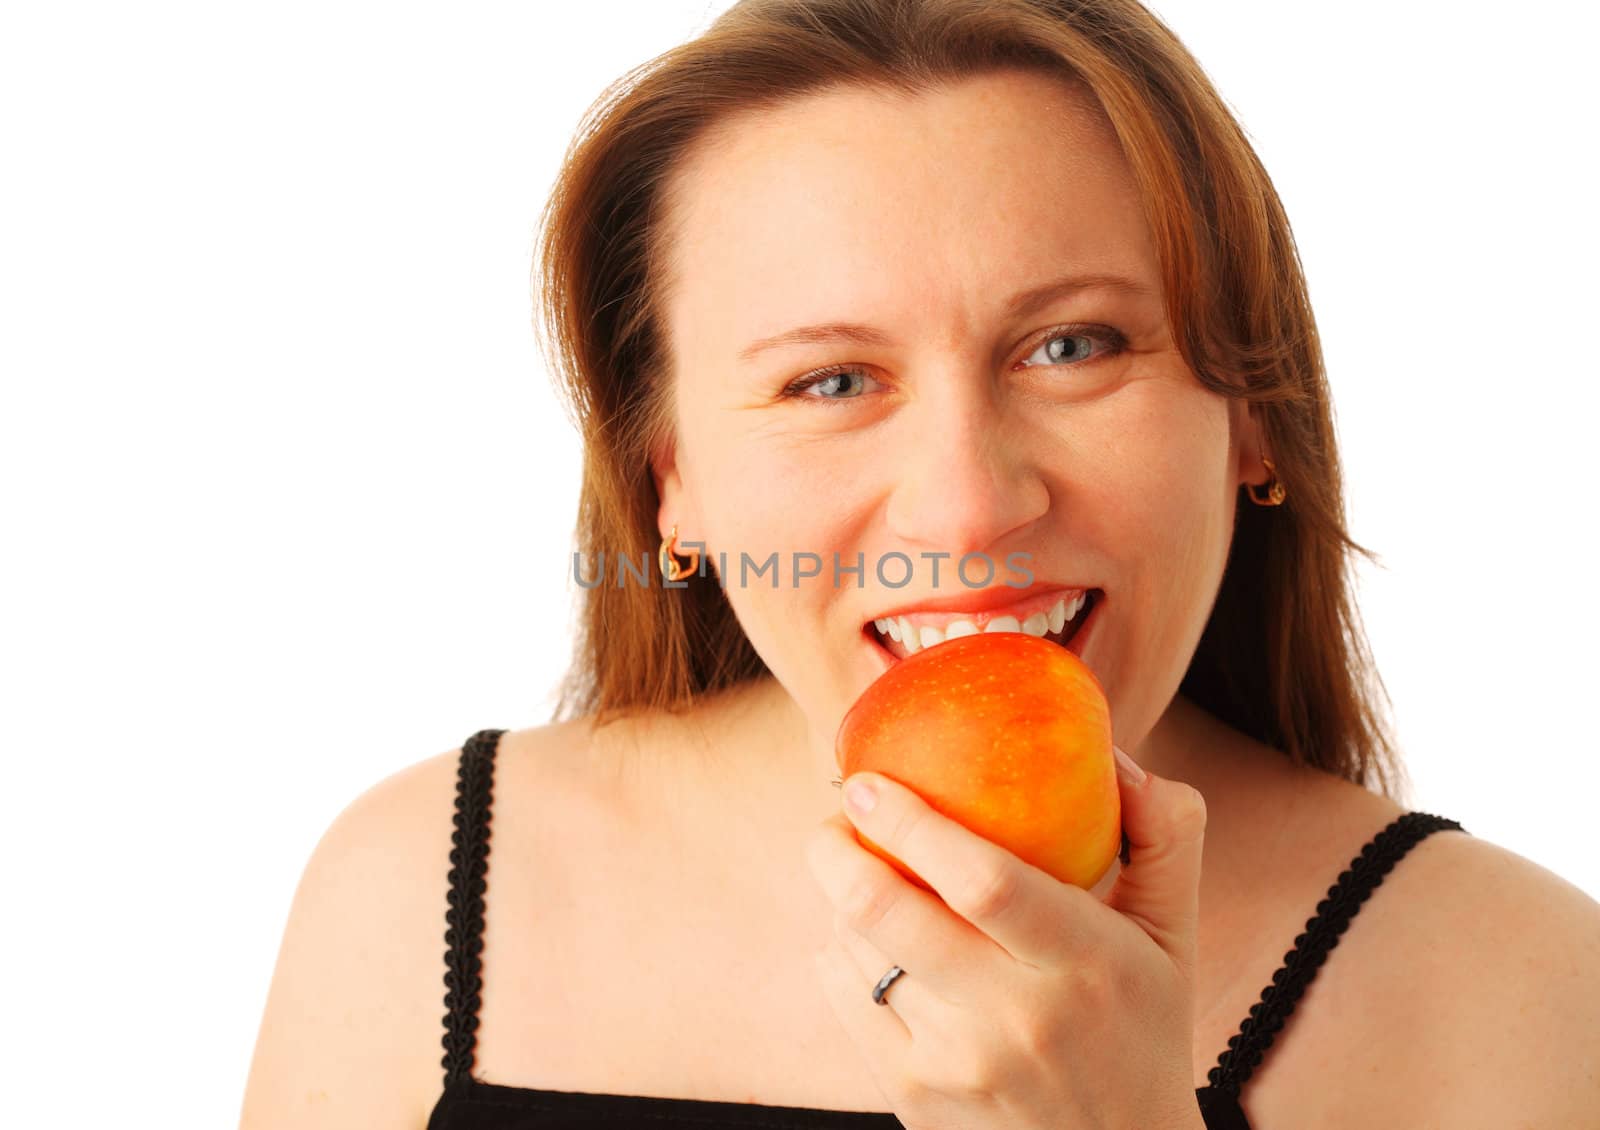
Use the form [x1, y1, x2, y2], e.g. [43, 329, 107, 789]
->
[882, 372, 1050, 564]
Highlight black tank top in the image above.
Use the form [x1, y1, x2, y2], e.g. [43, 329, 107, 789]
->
[425, 728, 1466, 1129]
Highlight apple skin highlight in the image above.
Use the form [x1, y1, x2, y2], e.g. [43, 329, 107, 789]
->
[836, 631, 1121, 895]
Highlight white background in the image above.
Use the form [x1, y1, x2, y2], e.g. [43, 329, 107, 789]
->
[2, 1, 1595, 1125]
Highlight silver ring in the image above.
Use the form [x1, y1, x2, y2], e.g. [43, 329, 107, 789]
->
[871, 964, 906, 1005]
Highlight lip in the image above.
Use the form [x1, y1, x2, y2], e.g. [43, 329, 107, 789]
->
[864, 589, 1103, 672]
[867, 581, 1092, 631]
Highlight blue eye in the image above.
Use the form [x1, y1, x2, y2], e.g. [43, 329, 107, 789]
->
[780, 366, 883, 401]
[778, 324, 1127, 404]
[1021, 326, 1127, 368]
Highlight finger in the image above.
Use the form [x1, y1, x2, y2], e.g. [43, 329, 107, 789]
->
[807, 810, 1006, 1007]
[1102, 756, 1208, 975]
[831, 910, 944, 1033]
[840, 771, 1097, 967]
[812, 933, 911, 1096]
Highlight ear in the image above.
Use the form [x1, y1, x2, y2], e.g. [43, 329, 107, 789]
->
[1231, 399, 1273, 493]
[649, 435, 691, 544]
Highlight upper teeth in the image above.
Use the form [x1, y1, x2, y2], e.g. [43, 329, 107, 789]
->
[873, 592, 1088, 654]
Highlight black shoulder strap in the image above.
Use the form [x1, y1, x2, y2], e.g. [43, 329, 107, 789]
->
[1200, 810, 1468, 1106]
[437, 728, 506, 1091]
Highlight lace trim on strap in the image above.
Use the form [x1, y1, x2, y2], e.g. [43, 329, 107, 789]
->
[1203, 811, 1468, 1100]
[437, 728, 506, 1091]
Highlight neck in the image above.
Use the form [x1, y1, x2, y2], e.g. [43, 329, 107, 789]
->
[638, 674, 1298, 954]
[683, 674, 1248, 841]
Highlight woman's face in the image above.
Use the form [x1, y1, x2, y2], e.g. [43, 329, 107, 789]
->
[653, 68, 1266, 770]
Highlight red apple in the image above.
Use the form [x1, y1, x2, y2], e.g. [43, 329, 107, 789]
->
[836, 631, 1120, 893]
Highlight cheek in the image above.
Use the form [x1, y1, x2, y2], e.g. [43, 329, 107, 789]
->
[692, 420, 875, 556]
[681, 438, 855, 659]
[1087, 388, 1234, 691]
[1117, 452, 1228, 553]
[1090, 384, 1232, 541]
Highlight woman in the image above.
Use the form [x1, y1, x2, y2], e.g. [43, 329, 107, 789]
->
[240, 1, 1600, 1127]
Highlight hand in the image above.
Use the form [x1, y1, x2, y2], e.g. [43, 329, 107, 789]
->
[804, 747, 1208, 1130]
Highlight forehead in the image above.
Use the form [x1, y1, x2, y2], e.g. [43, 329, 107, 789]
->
[660, 69, 1159, 358]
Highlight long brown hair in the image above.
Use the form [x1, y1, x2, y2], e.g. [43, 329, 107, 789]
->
[536, 0, 1408, 801]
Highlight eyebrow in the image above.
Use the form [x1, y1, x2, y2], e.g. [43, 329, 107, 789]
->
[735, 272, 1158, 362]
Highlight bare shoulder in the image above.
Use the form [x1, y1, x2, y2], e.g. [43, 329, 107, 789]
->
[237, 723, 586, 1129]
[1248, 789, 1600, 1128]
[1397, 832, 1600, 1126]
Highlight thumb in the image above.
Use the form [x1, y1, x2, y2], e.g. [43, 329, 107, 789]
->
[1103, 745, 1207, 975]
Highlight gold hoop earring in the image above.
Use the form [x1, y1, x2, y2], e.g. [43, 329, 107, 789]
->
[658, 523, 700, 581]
[1248, 457, 1287, 506]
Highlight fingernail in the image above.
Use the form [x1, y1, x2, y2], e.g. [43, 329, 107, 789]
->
[844, 777, 878, 814]
[1113, 745, 1147, 785]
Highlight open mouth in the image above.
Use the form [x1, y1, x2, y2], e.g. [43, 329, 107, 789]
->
[864, 587, 1103, 664]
